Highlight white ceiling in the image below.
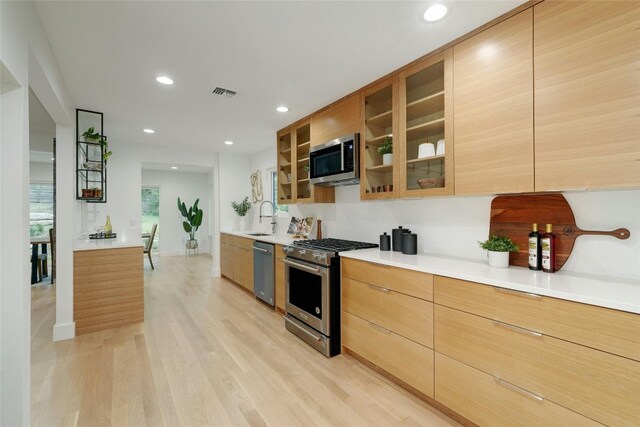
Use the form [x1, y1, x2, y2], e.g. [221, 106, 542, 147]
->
[35, 1, 525, 155]
[141, 162, 212, 174]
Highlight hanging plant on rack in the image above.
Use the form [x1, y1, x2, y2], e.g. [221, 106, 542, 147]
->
[378, 136, 393, 165]
[82, 126, 101, 142]
[100, 136, 112, 163]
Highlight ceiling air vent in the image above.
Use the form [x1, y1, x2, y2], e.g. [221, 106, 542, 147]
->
[212, 87, 237, 98]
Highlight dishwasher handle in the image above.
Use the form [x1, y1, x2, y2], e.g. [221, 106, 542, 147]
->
[252, 246, 270, 254]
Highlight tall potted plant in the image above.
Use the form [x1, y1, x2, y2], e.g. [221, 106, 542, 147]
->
[478, 235, 519, 268]
[177, 197, 203, 250]
[231, 196, 251, 231]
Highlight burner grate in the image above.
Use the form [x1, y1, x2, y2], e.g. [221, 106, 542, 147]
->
[293, 238, 378, 252]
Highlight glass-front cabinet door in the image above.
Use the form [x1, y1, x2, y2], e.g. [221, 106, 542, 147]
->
[294, 121, 312, 203]
[361, 76, 399, 200]
[277, 128, 294, 204]
[399, 49, 453, 197]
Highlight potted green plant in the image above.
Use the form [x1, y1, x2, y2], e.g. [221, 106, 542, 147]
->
[231, 196, 251, 231]
[303, 164, 310, 179]
[379, 136, 393, 165]
[478, 235, 520, 268]
[82, 126, 100, 142]
[100, 136, 112, 163]
[177, 197, 203, 250]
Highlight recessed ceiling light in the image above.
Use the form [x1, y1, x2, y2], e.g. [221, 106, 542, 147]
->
[224, 140, 234, 145]
[143, 128, 155, 134]
[423, 4, 448, 22]
[276, 106, 289, 113]
[156, 76, 174, 85]
[171, 166, 178, 170]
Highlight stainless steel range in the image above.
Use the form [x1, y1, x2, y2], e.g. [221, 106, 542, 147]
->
[283, 238, 378, 357]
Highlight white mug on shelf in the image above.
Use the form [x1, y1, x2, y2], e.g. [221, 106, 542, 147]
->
[418, 143, 436, 159]
[436, 139, 445, 156]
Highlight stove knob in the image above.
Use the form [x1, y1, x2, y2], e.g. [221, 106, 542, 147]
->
[313, 252, 326, 262]
[298, 250, 306, 256]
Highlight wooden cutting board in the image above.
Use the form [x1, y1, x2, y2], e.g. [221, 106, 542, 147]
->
[489, 194, 630, 270]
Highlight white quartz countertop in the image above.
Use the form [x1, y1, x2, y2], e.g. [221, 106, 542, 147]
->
[74, 229, 145, 251]
[221, 230, 300, 246]
[339, 248, 640, 314]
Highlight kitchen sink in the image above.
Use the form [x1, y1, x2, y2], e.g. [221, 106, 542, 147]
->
[248, 233, 272, 236]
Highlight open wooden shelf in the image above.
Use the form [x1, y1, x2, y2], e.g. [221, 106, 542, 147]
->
[406, 117, 445, 141]
[297, 178, 309, 183]
[366, 109, 392, 128]
[366, 133, 393, 146]
[297, 157, 309, 163]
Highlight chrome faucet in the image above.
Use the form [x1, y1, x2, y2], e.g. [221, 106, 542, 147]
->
[259, 200, 277, 234]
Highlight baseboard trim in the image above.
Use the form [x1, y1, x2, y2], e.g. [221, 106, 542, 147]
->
[53, 322, 75, 341]
[211, 268, 221, 277]
[160, 249, 211, 257]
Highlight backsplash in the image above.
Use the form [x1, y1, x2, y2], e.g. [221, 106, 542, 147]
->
[249, 185, 639, 281]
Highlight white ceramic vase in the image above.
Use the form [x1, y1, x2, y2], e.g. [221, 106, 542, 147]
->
[238, 216, 248, 231]
[383, 153, 393, 165]
[487, 250, 509, 268]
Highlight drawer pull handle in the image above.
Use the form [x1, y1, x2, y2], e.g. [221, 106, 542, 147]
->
[494, 287, 542, 300]
[494, 321, 543, 338]
[494, 377, 544, 402]
[368, 322, 391, 334]
[369, 284, 390, 293]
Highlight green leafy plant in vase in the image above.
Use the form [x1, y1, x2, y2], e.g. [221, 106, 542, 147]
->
[378, 136, 393, 165]
[178, 197, 203, 250]
[231, 196, 252, 231]
[82, 127, 112, 163]
[478, 235, 519, 268]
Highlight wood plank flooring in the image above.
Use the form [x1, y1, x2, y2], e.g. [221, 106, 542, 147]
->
[31, 254, 459, 426]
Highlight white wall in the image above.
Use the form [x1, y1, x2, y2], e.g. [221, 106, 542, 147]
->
[141, 169, 211, 256]
[29, 160, 53, 182]
[218, 152, 253, 231]
[251, 147, 640, 281]
[1, 0, 75, 424]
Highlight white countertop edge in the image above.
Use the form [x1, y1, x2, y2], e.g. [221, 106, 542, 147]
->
[74, 229, 146, 251]
[221, 230, 299, 246]
[339, 249, 640, 315]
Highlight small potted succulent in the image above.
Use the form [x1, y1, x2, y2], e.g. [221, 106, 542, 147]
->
[478, 235, 519, 268]
[231, 196, 252, 231]
[379, 136, 393, 165]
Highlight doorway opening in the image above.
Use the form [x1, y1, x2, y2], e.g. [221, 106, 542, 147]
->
[141, 186, 160, 251]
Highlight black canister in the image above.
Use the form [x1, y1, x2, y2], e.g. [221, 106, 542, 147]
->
[379, 232, 391, 251]
[402, 233, 418, 255]
[392, 226, 410, 252]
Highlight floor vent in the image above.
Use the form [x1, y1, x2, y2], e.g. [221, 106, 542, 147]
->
[212, 87, 237, 98]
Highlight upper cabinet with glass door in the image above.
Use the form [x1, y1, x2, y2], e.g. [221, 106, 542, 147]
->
[399, 50, 453, 197]
[361, 76, 399, 200]
[277, 128, 294, 204]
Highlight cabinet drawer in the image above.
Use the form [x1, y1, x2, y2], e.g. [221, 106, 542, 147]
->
[343, 311, 434, 398]
[435, 353, 602, 427]
[221, 233, 236, 246]
[435, 305, 639, 426]
[434, 276, 640, 361]
[343, 277, 433, 348]
[342, 259, 433, 301]
[233, 236, 254, 250]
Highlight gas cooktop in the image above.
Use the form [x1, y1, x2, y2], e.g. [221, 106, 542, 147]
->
[292, 238, 378, 252]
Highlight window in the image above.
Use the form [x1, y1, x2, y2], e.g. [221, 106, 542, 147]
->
[141, 187, 160, 251]
[29, 182, 54, 238]
[270, 169, 288, 215]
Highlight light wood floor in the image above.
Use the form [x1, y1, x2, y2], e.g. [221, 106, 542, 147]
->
[31, 255, 459, 427]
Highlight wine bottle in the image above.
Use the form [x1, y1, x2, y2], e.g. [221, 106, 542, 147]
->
[528, 223, 542, 270]
[541, 223, 556, 273]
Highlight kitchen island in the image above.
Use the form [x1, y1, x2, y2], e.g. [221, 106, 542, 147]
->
[73, 230, 145, 335]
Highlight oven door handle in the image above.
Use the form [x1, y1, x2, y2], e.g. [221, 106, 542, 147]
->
[284, 258, 323, 275]
[284, 314, 323, 342]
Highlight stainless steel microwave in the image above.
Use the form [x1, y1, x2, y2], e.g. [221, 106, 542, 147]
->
[309, 133, 359, 186]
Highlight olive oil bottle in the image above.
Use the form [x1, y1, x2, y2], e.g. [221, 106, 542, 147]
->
[528, 223, 542, 270]
[541, 223, 556, 273]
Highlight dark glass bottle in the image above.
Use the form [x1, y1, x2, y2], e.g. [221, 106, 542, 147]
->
[528, 223, 542, 270]
[541, 223, 556, 273]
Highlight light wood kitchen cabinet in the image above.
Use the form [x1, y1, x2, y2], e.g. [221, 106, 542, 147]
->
[398, 49, 454, 197]
[534, 0, 640, 191]
[453, 9, 534, 195]
[311, 93, 361, 147]
[434, 276, 640, 362]
[275, 244, 285, 312]
[276, 128, 294, 204]
[360, 76, 399, 199]
[341, 258, 435, 398]
[435, 353, 602, 427]
[277, 120, 334, 204]
[343, 312, 434, 398]
[435, 304, 639, 426]
[221, 233, 254, 292]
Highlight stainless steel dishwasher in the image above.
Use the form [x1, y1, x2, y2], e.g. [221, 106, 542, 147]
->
[253, 241, 274, 306]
